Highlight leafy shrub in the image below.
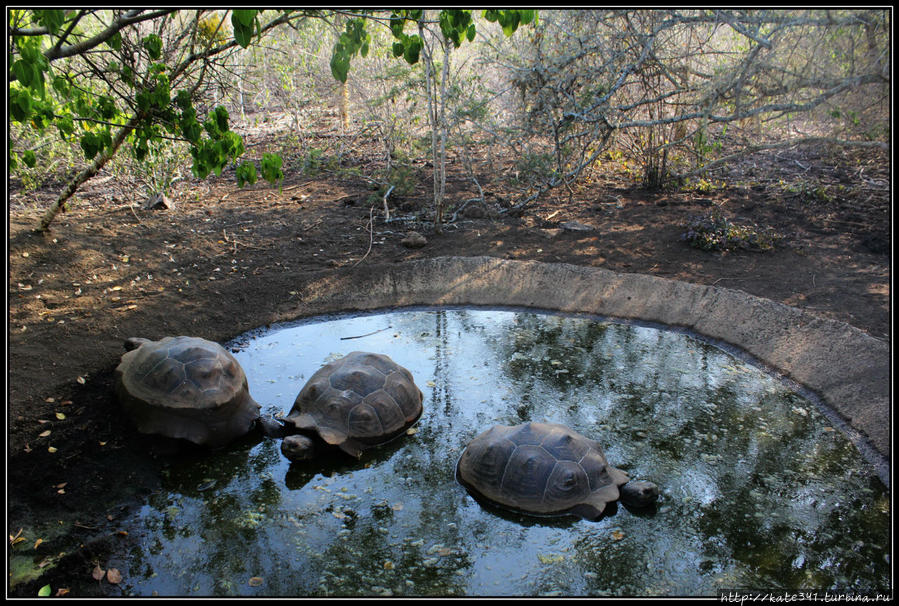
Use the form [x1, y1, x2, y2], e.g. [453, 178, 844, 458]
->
[386, 163, 417, 196]
[118, 138, 191, 196]
[681, 209, 779, 252]
[513, 150, 555, 184]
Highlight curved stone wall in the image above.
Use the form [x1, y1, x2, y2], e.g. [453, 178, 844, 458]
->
[274, 256, 890, 478]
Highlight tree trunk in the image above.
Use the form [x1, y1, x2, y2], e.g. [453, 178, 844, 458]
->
[419, 21, 442, 234]
[435, 36, 450, 233]
[340, 79, 350, 131]
[419, 20, 452, 235]
[38, 115, 140, 231]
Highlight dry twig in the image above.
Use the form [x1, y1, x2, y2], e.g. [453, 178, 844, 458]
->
[352, 205, 375, 268]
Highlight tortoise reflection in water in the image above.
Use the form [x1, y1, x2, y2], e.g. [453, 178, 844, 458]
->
[456, 422, 659, 520]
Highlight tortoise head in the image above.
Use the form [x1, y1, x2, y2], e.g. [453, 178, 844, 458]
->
[618, 480, 660, 508]
[281, 433, 317, 462]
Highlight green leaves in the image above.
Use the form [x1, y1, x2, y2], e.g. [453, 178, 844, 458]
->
[329, 9, 510, 81]
[483, 9, 536, 36]
[330, 52, 350, 84]
[80, 130, 112, 160]
[203, 106, 230, 138]
[141, 34, 163, 60]
[12, 36, 50, 98]
[51, 75, 70, 96]
[55, 115, 74, 138]
[232, 10, 258, 48]
[388, 11, 425, 65]
[392, 34, 422, 65]
[187, 106, 248, 179]
[34, 9, 66, 34]
[236, 161, 257, 187]
[261, 153, 283, 184]
[10, 7, 540, 231]
[234, 155, 281, 188]
[390, 13, 407, 38]
[26, 97, 55, 130]
[9, 87, 33, 122]
[439, 10, 473, 48]
[330, 18, 371, 82]
[12, 60, 36, 88]
[106, 31, 122, 51]
[346, 9, 537, 81]
[97, 96, 118, 120]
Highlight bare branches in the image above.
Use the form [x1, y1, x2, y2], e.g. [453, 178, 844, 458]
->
[479, 8, 888, 201]
[717, 10, 772, 48]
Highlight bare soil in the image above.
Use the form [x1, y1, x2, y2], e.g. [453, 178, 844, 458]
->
[6, 131, 890, 596]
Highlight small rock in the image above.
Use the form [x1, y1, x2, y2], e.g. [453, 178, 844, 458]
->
[401, 231, 427, 249]
[540, 228, 562, 239]
[559, 220, 595, 232]
[143, 193, 174, 210]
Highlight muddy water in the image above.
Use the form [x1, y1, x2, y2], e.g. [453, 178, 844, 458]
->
[109, 308, 890, 597]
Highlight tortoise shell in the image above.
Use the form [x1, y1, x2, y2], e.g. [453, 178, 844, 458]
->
[284, 351, 423, 458]
[456, 422, 631, 520]
[114, 336, 261, 447]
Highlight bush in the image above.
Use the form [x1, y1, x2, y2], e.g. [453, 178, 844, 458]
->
[681, 209, 780, 252]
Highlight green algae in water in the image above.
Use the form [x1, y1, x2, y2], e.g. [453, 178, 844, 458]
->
[108, 309, 890, 597]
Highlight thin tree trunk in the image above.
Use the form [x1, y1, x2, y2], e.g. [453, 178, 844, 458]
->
[340, 79, 350, 131]
[238, 76, 246, 121]
[419, 21, 442, 234]
[436, 36, 450, 233]
[38, 115, 140, 231]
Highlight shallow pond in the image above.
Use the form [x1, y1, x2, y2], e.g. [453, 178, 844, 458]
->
[109, 308, 890, 597]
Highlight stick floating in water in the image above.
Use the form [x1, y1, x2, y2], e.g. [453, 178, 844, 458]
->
[340, 326, 393, 340]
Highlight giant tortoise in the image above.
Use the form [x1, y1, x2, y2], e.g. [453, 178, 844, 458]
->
[262, 351, 424, 462]
[456, 421, 659, 520]
[114, 336, 261, 447]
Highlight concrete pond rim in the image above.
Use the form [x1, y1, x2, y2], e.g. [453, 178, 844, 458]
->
[268, 256, 890, 487]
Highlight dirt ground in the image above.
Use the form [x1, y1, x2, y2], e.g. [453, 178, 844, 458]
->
[6, 133, 891, 596]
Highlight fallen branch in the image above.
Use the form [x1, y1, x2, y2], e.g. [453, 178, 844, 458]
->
[351, 205, 375, 268]
[221, 228, 266, 251]
[339, 326, 393, 340]
[449, 197, 486, 223]
[128, 203, 143, 224]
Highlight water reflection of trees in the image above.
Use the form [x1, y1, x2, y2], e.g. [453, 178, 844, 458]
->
[475, 310, 889, 595]
[696, 400, 891, 594]
[297, 436, 475, 596]
[126, 439, 300, 596]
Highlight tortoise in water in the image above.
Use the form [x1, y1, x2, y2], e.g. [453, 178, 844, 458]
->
[456, 422, 659, 520]
[114, 336, 261, 447]
[261, 351, 424, 462]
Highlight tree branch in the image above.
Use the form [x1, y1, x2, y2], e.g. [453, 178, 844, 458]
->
[9, 9, 177, 80]
[37, 114, 144, 231]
